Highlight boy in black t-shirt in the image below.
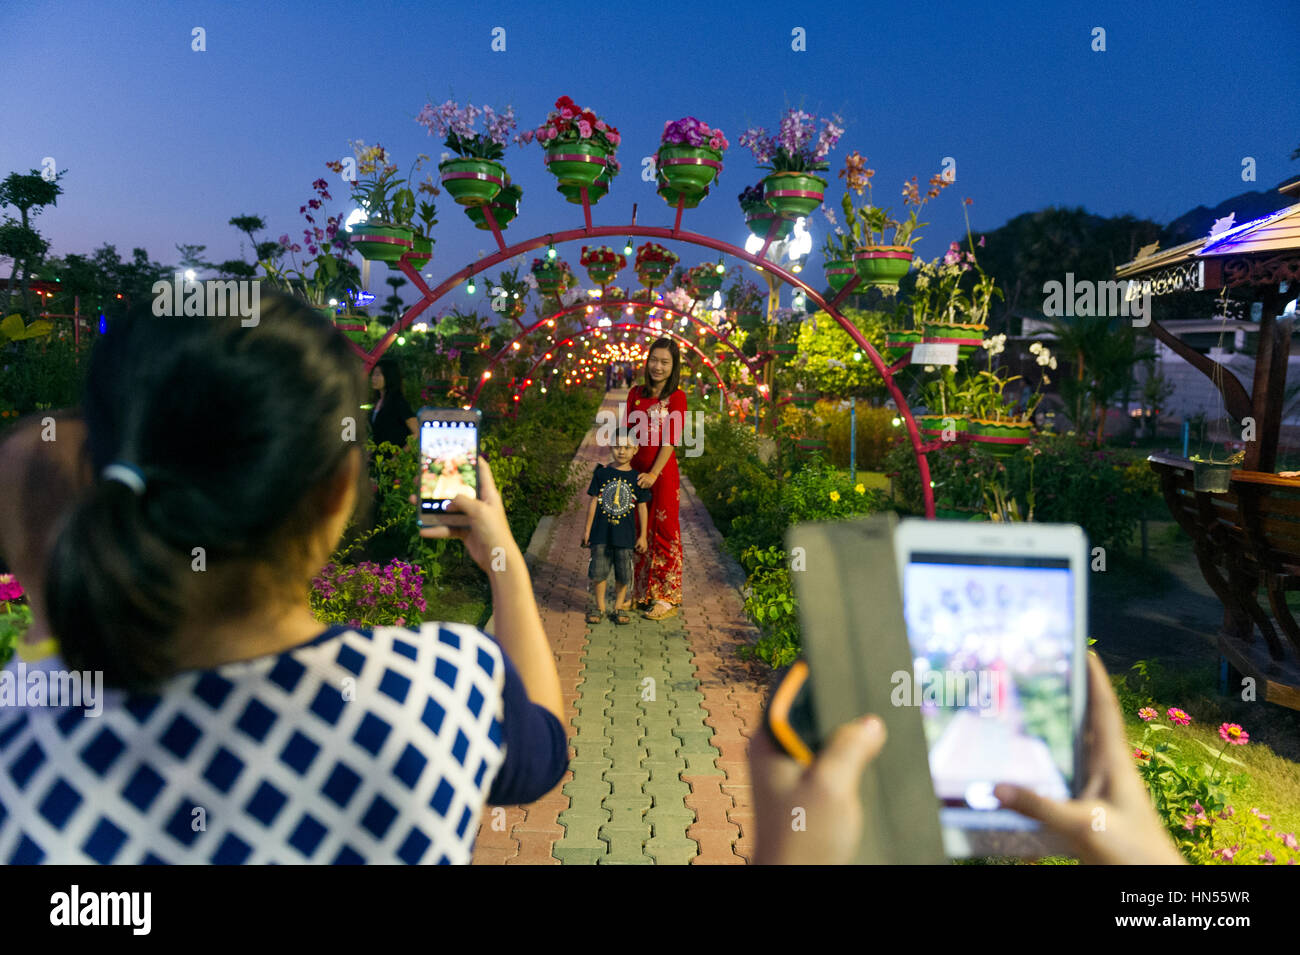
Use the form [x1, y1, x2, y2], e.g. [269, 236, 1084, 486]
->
[582, 435, 650, 625]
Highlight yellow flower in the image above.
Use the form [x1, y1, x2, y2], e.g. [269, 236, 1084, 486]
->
[855, 483, 865, 494]
[829, 490, 840, 502]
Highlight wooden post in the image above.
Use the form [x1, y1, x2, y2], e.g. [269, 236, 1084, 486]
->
[1246, 284, 1288, 472]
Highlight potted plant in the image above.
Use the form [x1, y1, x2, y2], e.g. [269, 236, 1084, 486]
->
[580, 245, 625, 287]
[656, 117, 729, 197]
[557, 155, 619, 204]
[634, 242, 678, 288]
[916, 367, 969, 438]
[532, 256, 574, 297]
[418, 100, 516, 207]
[739, 108, 844, 217]
[819, 227, 856, 292]
[725, 278, 765, 332]
[883, 328, 923, 361]
[739, 183, 794, 241]
[838, 150, 953, 290]
[406, 196, 439, 267]
[1190, 451, 1242, 492]
[466, 180, 522, 231]
[956, 346, 1039, 457]
[334, 142, 420, 262]
[686, 263, 724, 300]
[519, 95, 621, 188]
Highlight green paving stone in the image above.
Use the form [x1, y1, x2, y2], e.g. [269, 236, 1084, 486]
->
[642, 757, 689, 778]
[672, 730, 720, 751]
[556, 811, 611, 841]
[567, 757, 614, 776]
[604, 807, 649, 830]
[553, 840, 607, 865]
[604, 770, 651, 796]
[641, 740, 683, 761]
[644, 778, 692, 804]
[673, 712, 710, 732]
[644, 837, 697, 866]
[562, 778, 612, 802]
[680, 753, 724, 774]
[598, 826, 651, 862]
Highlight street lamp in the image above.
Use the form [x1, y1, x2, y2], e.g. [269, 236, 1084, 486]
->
[744, 216, 813, 432]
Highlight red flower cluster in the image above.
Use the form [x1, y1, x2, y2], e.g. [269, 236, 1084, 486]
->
[635, 242, 679, 268]
[519, 96, 621, 150]
[580, 245, 626, 268]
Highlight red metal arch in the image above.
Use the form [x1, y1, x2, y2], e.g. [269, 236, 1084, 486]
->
[364, 204, 935, 517]
[507, 321, 731, 406]
[468, 299, 759, 406]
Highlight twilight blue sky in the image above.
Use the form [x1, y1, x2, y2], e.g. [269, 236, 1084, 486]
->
[3, 0, 1297, 314]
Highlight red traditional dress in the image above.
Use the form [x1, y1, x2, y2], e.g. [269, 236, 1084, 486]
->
[624, 384, 686, 606]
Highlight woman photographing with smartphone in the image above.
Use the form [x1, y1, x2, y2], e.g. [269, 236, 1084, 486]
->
[623, 337, 687, 621]
[0, 294, 566, 864]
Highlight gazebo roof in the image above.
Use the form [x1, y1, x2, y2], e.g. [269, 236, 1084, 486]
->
[1115, 200, 1300, 294]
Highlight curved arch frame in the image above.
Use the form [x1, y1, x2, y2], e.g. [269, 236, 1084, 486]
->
[362, 202, 935, 517]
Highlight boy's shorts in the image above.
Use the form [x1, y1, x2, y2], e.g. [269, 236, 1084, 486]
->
[588, 543, 634, 585]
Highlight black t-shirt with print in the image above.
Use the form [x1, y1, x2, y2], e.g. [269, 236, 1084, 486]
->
[586, 463, 651, 549]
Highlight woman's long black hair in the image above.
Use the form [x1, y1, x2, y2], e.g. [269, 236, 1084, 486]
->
[46, 292, 368, 689]
[373, 356, 406, 401]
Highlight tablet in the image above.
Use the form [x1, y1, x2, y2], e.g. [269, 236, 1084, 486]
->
[892, 519, 1089, 858]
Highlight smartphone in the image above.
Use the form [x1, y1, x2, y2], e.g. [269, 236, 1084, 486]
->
[892, 519, 1088, 856]
[417, 408, 481, 527]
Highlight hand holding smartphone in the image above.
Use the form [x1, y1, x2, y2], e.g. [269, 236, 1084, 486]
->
[417, 408, 481, 528]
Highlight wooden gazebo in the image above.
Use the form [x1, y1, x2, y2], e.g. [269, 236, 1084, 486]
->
[1121, 178, 1300, 707]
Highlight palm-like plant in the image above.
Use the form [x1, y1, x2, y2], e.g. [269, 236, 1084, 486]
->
[1050, 314, 1153, 444]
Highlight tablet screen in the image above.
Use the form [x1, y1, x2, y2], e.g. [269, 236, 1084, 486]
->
[901, 553, 1075, 829]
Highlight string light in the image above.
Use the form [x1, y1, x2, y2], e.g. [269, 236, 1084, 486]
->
[466, 277, 476, 295]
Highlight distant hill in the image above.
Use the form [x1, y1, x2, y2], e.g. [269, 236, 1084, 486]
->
[1160, 181, 1296, 246]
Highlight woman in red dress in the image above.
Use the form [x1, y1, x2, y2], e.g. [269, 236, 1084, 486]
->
[623, 338, 686, 620]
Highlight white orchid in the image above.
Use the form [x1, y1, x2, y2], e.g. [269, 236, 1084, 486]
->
[1029, 341, 1043, 355]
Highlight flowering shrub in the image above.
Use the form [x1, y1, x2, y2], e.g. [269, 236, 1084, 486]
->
[739, 108, 843, 173]
[660, 117, 729, 152]
[518, 95, 621, 151]
[1132, 707, 1298, 864]
[739, 545, 800, 668]
[0, 573, 29, 668]
[310, 559, 428, 629]
[416, 100, 516, 160]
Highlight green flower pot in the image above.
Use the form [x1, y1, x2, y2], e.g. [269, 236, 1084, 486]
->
[689, 273, 723, 298]
[439, 158, 507, 207]
[586, 265, 620, 286]
[852, 246, 914, 288]
[884, 329, 923, 362]
[796, 438, 827, 455]
[922, 321, 987, 359]
[824, 259, 856, 292]
[917, 413, 969, 439]
[636, 264, 672, 288]
[465, 198, 519, 231]
[449, 333, 479, 349]
[771, 342, 798, 358]
[657, 179, 707, 209]
[744, 209, 794, 241]
[405, 234, 433, 267]
[792, 393, 820, 409]
[349, 222, 415, 262]
[762, 171, 827, 218]
[656, 144, 723, 197]
[545, 140, 610, 187]
[557, 172, 610, 204]
[969, 419, 1033, 458]
[737, 310, 764, 331]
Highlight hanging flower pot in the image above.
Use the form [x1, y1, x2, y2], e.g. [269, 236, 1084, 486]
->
[544, 140, 610, 188]
[917, 413, 969, 439]
[405, 234, 433, 267]
[465, 193, 520, 231]
[532, 259, 572, 297]
[884, 329, 922, 362]
[688, 273, 723, 300]
[427, 377, 453, 393]
[636, 264, 672, 288]
[505, 297, 528, 322]
[762, 171, 827, 218]
[634, 242, 678, 289]
[658, 177, 707, 209]
[771, 342, 798, 359]
[349, 222, 415, 262]
[439, 157, 507, 206]
[792, 392, 820, 409]
[923, 321, 987, 359]
[557, 163, 612, 204]
[656, 145, 723, 197]
[824, 259, 856, 292]
[852, 246, 914, 288]
[968, 419, 1033, 457]
[744, 210, 794, 242]
[736, 310, 764, 331]
[449, 332, 480, 350]
[796, 437, 828, 456]
[329, 312, 368, 344]
[1192, 459, 1235, 492]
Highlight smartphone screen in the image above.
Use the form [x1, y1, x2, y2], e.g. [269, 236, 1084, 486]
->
[900, 552, 1076, 831]
[419, 416, 478, 517]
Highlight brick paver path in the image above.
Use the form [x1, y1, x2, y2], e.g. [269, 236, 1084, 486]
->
[471, 389, 773, 864]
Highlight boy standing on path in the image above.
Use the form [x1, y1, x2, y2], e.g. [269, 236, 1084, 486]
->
[582, 435, 650, 625]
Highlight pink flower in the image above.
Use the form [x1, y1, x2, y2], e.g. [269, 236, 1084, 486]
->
[1212, 845, 1238, 861]
[607, 131, 621, 146]
[709, 135, 724, 150]
[1167, 707, 1191, 726]
[1218, 722, 1249, 745]
[0, 574, 24, 601]
[978, 235, 986, 247]
[1251, 808, 1271, 820]
[519, 129, 534, 144]
[1282, 833, 1299, 850]
[595, 119, 607, 131]
[577, 120, 593, 138]
[1260, 850, 1276, 864]
[1140, 707, 1160, 722]
[559, 106, 575, 119]
[1133, 748, 1151, 761]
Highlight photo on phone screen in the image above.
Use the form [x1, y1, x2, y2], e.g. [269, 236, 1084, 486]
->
[900, 550, 1077, 831]
[419, 415, 478, 518]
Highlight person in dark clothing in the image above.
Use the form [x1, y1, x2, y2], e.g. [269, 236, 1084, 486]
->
[624, 363, 634, 388]
[370, 357, 418, 452]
